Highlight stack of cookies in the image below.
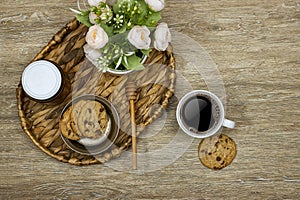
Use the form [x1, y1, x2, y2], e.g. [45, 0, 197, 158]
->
[59, 100, 109, 142]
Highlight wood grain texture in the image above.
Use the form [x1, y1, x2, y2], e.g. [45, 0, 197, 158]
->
[0, 0, 299, 199]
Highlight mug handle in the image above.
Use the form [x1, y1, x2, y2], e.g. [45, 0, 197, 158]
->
[223, 119, 235, 129]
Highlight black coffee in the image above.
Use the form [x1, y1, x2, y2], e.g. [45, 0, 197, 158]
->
[182, 95, 215, 132]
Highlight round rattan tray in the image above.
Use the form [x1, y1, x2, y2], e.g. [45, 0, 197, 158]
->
[16, 19, 176, 165]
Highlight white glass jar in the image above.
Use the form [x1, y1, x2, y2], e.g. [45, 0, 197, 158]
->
[22, 60, 70, 104]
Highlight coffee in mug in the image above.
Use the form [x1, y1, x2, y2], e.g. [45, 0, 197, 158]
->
[176, 90, 235, 138]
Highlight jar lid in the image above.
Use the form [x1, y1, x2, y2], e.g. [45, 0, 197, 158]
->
[22, 60, 62, 100]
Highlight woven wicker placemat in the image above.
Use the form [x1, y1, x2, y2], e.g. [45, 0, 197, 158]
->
[16, 19, 176, 165]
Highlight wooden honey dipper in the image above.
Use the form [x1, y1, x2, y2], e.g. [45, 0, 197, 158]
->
[126, 81, 138, 170]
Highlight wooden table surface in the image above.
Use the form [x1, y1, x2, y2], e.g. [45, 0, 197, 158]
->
[1, 0, 299, 199]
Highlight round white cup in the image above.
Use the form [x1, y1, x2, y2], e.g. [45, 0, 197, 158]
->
[176, 90, 235, 138]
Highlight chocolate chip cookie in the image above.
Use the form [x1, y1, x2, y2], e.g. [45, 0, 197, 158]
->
[60, 100, 109, 141]
[59, 105, 80, 141]
[198, 134, 236, 170]
[76, 100, 108, 139]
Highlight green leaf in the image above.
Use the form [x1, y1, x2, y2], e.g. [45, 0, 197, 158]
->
[139, 1, 149, 15]
[99, 23, 114, 36]
[108, 31, 129, 48]
[141, 48, 152, 56]
[113, 24, 127, 34]
[113, 0, 123, 14]
[137, 0, 148, 18]
[76, 11, 92, 27]
[145, 11, 162, 27]
[123, 55, 145, 70]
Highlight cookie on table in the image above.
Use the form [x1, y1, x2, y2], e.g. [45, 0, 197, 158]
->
[198, 134, 236, 170]
[59, 105, 80, 141]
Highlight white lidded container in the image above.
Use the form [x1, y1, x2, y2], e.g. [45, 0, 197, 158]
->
[22, 60, 70, 104]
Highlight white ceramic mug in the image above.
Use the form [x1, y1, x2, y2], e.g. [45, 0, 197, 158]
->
[176, 90, 235, 138]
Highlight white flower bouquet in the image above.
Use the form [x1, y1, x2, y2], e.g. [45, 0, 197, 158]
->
[72, 0, 171, 74]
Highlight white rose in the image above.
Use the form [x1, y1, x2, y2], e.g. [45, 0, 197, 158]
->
[128, 26, 151, 50]
[153, 22, 171, 51]
[88, 0, 106, 7]
[89, 12, 98, 24]
[83, 44, 102, 60]
[86, 24, 109, 49]
[145, 0, 165, 12]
